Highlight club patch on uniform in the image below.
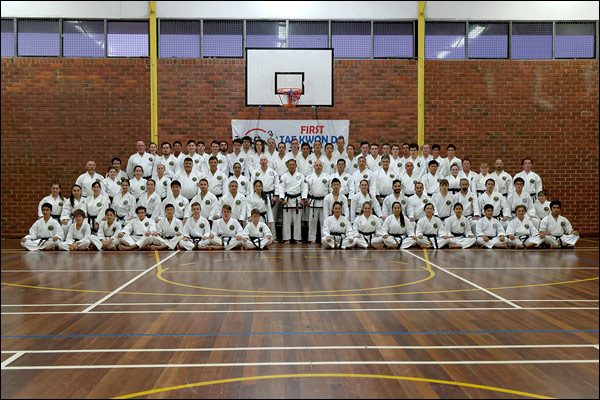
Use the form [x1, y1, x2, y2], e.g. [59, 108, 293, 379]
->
[259, 227, 263, 233]
[124, 200, 128, 205]
[112, 227, 116, 232]
[194, 159, 199, 163]
[59, 202, 63, 206]
[343, 176, 348, 181]
[353, 163, 358, 168]
[192, 177, 197, 181]
[494, 197, 499, 201]
[433, 223, 438, 228]
[235, 200, 241, 205]
[390, 174, 395, 178]
[205, 200, 210, 205]
[468, 197, 473, 202]
[256, 172, 260, 177]
[340, 222, 346, 227]
[144, 222, 149, 227]
[460, 222, 465, 227]
[502, 176, 507, 180]
[174, 226, 179, 232]
[150, 198, 155, 203]
[149, 157, 154, 162]
[530, 179, 534, 184]
[446, 200, 451, 205]
[200, 223, 205, 229]
[241, 181, 246, 186]
[217, 176, 222, 180]
[96, 178, 101, 183]
[48, 225, 54, 231]
[178, 202, 184, 207]
[296, 176, 301, 181]
[544, 207, 549, 211]
[561, 221, 566, 227]
[322, 179, 327, 184]
[163, 181, 167, 186]
[141, 186, 146, 191]
[218, 159, 223, 164]
[401, 200, 406, 205]
[371, 220, 376, 226]
[423, 199, 427, 203]
[525, 224, 529, 229]
[309, 160, 313, 164]
[169, 161, 174, 166]
[229, 225, 234, 230]
[96, 202, 102, 207]
[363, 174, 368, 179]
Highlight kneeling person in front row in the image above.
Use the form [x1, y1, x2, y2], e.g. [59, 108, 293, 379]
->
[89, 208, 121, 250]
[353, 202, 384, 249]
[21, 202, 63, 251]
[416, 203, 448, 249]
[476, 204, 508, 249]
[538, 200, 579, 248]
[444, 203, 476, 249]
[506, 205, 543, 249]
[322, 201, 355, 249]
[151, 203, 184, 250]
[382, 202, 417, 249]
[117, 206, 157, 251]
[58, 209, 92, 251]
[180, 202, 211, 250]
[242, 208, 273, 250]
[208, 204, 243, 250]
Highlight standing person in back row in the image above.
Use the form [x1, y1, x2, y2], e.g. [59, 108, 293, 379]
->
[277, 159, 307, 244]
[76, 160, 104, 199]
[127, 140, 154, 179]
[514, 158, 543, 201]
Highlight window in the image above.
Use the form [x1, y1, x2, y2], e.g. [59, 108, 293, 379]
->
[63, 20, 105, 58]
[332, 21, 371, 59]
[468, 22, 508, 59]
[425, 22, 466, 59]
[107, 21, 148, 57]
[246, 20, 286, 48]
[512, 22, 553, 59]
[17, 19, 59, 56]
[555, 22, 596, 59]
[159, 20, 200, 58]
[203, 20, 243, 57]
[374, 21, 413, 58]
[1, 19, 14, 57]
[288, 21, 328, 48]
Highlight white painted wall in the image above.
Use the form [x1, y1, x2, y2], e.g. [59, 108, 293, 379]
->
[1, 1, 598, 20]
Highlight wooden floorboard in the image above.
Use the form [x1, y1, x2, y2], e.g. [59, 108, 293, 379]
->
[1, 245, 598, 398]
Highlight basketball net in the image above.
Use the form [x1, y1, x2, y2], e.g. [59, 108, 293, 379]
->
[276, 88, 302, 108]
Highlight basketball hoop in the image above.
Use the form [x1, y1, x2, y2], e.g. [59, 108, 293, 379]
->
[276, 88, 303, 108]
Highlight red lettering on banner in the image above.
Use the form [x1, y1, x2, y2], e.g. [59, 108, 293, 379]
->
[300, 125, 325, 135]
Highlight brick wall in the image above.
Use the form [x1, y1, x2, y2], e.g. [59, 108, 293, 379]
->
[1, 58, 598, 236]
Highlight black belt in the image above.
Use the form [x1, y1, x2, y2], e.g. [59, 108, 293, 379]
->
[248, 236, 264, 250]
[388, 233, 406, 249]
[404, 193, 414, 197]
[518, 235, 529, 245]
[164, 236, 175, 240]
[87, 215, 98, 232]
[215, 193, 223, 199]
[264, 190, 275, 203]
[37, 237, 51, 246]
[451, 231, 465, 237]
[477, 190, 485, 194]
[116, 215, 127, 222]
[330, 232, 346, 248]
[190, 235, 204, 247]
[143, 175, 152, 179]
[51, 214, 61, 222]
[553, 235, 563, 247]
[284, 192, 302, 213]
[358, 229, 376, 246]
[424, 233, 440, 249]
[439, 215, 450, 221]
[449, 188, 460, 194]
[427, 193, 434, 197]
[222, 236, 234, 246]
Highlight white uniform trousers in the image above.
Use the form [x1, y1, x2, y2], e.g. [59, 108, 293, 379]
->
[308, 205, 324, 242]
[282, 205, 302, 241]
[321, 233, 354, 249]
[243, 236, 273, 250]
[179, 237, 210, 251]
[383, 234, 417, 249]
[120, 234, 154, 249]
[57, 238, 91, 251]
[416, 235, 448, 249]
[507, 235, 543, 248]
[21, 238, 58, 251]
[447, 235, 477, 249]
[477, 236, 507, 249]
[354, 232, 384, 249]
[89, 235, 121, 251]
[153, 235, 182, 250]
[543, 234, 579, 248]
[209, 236, 242, 250]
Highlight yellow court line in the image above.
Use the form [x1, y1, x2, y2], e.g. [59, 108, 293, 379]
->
[111, 373, 552, 399]
[154, 262, 434, 294]
[165, 269, 424, 273]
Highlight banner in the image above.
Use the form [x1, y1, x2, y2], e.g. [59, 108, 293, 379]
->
[231, 120, 349, 149]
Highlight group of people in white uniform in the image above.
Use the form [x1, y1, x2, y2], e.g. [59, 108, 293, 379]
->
[22, 137, 579, 251]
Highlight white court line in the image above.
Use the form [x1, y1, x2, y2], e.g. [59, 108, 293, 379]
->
[403, 249, 521, 309]
[445, 267, 599, 270]
[1, 270, 147, 273]
[594, 345, 599, 350]
[3, 359, 598, 370]
[2, 344, 598, 355]
[2, 300, 598, 308]
[2, 307, 598, 315]
[81, 251, 180, 313]
[0, 352, 24, 369]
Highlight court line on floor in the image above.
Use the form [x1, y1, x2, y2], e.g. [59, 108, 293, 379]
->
[404, 249, 521, 308]
[3, 328, 598, 340]
[81, 251, 180, 313]
[3, 359, 598, 371]
[0, 352, 23, 369]
[3, 344, 598, 355]
[2, 306, 598, 315]
[3, 299, 597, 308]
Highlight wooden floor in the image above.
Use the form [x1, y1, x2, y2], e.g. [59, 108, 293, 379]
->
[1, 239, 598, 399]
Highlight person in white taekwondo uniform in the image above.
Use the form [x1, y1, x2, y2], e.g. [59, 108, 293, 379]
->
[111, 179, 137, 223]
[207, 204, 244, 250]
[421, 160, 442, 196]
[247, 139, 266, 178]
[173, 158, 202, 201]
[478, 179, 511, 228]
[182, 140, 205, 175]
[445, 163, 462, 195]
[321, 201, 355, 249]
[350, 179, 382, 223]
[532, 190, 551, 229]
[117, 206, 157, 251]
[215, 181, 247, 225]
[365, 143, 382, 172]
[444, 203, 476, 249]
[507, 177, 536, 219]
[352, 156, 375, 198]
[373, 156, 399, 207]
[476, 204, 509, 249]
[407, 182, 433, 223]
[109, 157, 129, 183]
[406, 144, 422, 178]
[489, 159, 513, 197]
[239, 136, 255, 175]
[323, 178, 350, 221]
[475, 162, 492, 196]
[227, 162, 250, 197]
[127, 140, 155, 179]
[75, 160, 104, 199]
[322, 143, 337, 175]
[190, 179, 218, 223]
[505, 205, 543, 249]
[136, 179, 161, 221]
[381, 180, 408, 220]
[458, 158, 479, 194]
[415, 203, 448, 249]
[60, 184, 87, 236]
[353, 202, 384, 249]
[151, 203, 184, 250]
[399, 161, 419, 197]
[443, 144, 462, 179]
[206, 141, 229, 175]
[415, 143, 433, 179]
[305, 160, 331, 243]
[204, 156, 228, 199]
[345, 144, 359, 175]
[58, 209, 92, 251]
[332, 136, 348, 161]
[431, 179, 455, 221]
[331, 159, 354, 200]
[21, 203, 63, 251]
[514, 158, 543, 201]
[179, 202, 211, 250]
[454, 178, 481, 232]
[228, 138, 246, 177]
[246, 180, 275, 230]
[103, 167, 121, 202]
[153, 164, 172, 201]
[307, 140, 326, 173]
[158, 141, 179, 178]
[89, 208, 121, 251]
[251, 155, 279, 239]
[129, 166, 148, 201]
[382, 202, 417, 249]
[538, 200, 579, 248]
[264, 137, 278, 165]
[242, 208, 274, 250]
[85, 181, 111, 234]
[160, 180, 191, 222]
[271, 142, 290, 177]
[277, 159, 308, 244]
[38, 183, 65, 223]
